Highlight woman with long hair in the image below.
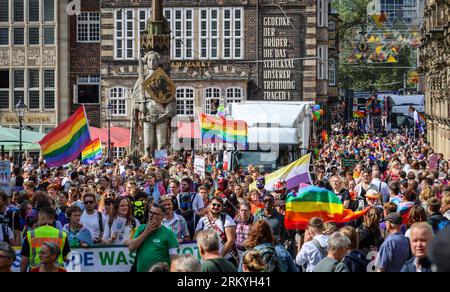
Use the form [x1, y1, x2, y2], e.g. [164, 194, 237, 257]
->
[405, 205, 427, 238]
[102, 197, 140, 245]
[357, 207, 385, 255]
[240, 220, 281, 272]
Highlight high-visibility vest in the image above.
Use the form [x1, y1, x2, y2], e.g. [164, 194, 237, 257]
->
[26, 225, 67, 268]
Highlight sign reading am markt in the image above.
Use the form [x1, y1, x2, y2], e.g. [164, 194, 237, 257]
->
[258, 9, 304, 101]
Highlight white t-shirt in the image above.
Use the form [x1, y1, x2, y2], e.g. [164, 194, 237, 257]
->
[195, 214, 235, 259]
[102, 217, 140, 245]
[177, 193, 205, 214]
[80, 210, 107, 240]
[0, 224, 13, 243]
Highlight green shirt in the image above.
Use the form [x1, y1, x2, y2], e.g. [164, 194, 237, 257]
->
[201, 258, 237, 272]
[314, 257, 349, 272]
[133, 224, 179, 272]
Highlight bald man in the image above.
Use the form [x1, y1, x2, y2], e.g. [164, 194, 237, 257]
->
[401, 223, 434, 272]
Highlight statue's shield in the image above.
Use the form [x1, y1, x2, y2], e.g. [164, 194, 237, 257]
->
[142, 67, 176, 104]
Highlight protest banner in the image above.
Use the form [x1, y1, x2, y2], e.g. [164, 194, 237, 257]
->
[0, 160, 11, 195]
[194, 156, 205, 178]
[155, 149, 168, 167]
[12, 242, 201, 272]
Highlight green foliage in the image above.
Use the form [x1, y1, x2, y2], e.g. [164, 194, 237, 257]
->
[333, 0, 370, 23]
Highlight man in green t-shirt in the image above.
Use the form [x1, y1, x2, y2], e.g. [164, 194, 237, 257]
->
[128, 204, 179, 272]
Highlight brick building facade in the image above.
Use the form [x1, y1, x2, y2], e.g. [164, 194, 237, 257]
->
[69, 0, 101, 127]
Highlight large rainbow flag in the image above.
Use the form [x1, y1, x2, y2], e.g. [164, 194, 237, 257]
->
[198, 113, 248, 149]
[249, 153, 312, 192]
[81, 138, 102, 165]
[39, 106, 91, 167]
[285, 185, 370, 230]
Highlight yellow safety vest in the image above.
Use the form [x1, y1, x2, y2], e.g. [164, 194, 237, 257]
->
[26, 225, 67, 268]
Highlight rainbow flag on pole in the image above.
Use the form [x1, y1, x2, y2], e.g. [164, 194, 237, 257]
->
[81, 138, 102, 165]
[198, 113, 248, 149]
[353, 110, 365, 118]
[39, 106, 91, 167]
[285, 185, 370, 230]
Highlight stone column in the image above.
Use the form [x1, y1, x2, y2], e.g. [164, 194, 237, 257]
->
[144, 121, 156, 156]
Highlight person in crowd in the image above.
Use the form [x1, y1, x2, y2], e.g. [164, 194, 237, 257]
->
[330, 175, 350, 206]
[242, 250, 267, 272]
[428, 225, 450, 272]
[253, 193, 286, 245]
[0, 191, 21, 245]
[357, 207, 385, 255]
[196, 229, 236, 272]
[170, 254, 202, 272]
[355, 170, 378, 207]
[371, 169, 390, 203]
[62, 206, 93, 248]
[296, 217, 328, 272]
[80, 192, 107, 244]
[340, 226, 368, 272]
[375, 212, 411, 272]
[401, 222, 434, 272]
[177, 177, 205, 216]
[30, 242, 67, 273]
[234, 202, 253, 254]
[442, 192, 450, 220]
[148, 262, 170, 272]
[128, 204, 179, 272]
[198, 186, 210, 209]
[102, 197, 140, 245]
[405, 205, 427, 238]
[426, 197, 449, 234]
[160, 195, 190, 243]
[195, 197, 237, 266]
[248, 190, 264, 215]
[314, 232, 350, 272]
[0, 242, 16, 272]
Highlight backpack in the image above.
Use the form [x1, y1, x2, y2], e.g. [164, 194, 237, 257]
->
[437, 219, 450, 232]
[253, 243, 281, 272]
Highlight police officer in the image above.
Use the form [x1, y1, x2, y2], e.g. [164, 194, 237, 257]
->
[20, 207, 70, 272]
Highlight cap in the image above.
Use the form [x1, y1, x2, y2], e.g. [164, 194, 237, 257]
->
[366, 189, 380, 199]
[384, 212, 403, 225]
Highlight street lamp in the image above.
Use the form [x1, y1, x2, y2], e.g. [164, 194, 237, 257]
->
[14, 100, 27, 168]
[106, 103, 114, 163]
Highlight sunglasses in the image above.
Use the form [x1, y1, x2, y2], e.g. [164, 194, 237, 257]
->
[84, 201, 94, 205]
[211, 203, 222, 208]
[263, 199, 274, 203]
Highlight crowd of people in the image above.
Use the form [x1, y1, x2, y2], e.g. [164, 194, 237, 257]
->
[0, 117, 449, 273]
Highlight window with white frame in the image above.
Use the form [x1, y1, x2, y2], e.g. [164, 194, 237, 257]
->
[0, 0, 8, 22]
[171, 8, 194, 60]
[328, 58, 336, 86]
[226, 87, 243, 105]
[43, 27, 55, 45]
[109, 87, 127, 116]
[199, 9, 208, 59]
[114, 147, 126, 159]
[14, 0, 24, 22]
[77, 12, 100, 43]
[76, 75, 100, 104]
[317, 45, 328, 80]
[13, 70, 24, 107]
[317, 0, 328, 27]
[28, 27, 39, 45]
[28, 69, 40, 109]
[44, 69, 55, 109]
[115, 9, 134, 60]
[29, 0, 39, 22]
[0, 28, 8, 45]
[14, 27, 24, 45]
[223, 8, 243, 59]
[205, 88, 221, 115]
[176, 87, 194, 116]
[138, 9, 151, 48]
[0, 70, 9, 109]
[43, 0, 54, 22]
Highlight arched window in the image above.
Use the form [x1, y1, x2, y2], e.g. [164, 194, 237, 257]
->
[109, 87, 127, 116]
[328, 22, 336, 31]
[176, 87, 194, 116]
[328, 59, 336, 86]
[225, 87, 242, 105]
[204, 87, 221, 115]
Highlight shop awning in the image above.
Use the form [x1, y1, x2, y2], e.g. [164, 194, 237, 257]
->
[89, 127, 131, 147]
[0, 127, 46, 150]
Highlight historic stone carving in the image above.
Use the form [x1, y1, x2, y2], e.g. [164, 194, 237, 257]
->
[12, 49, 25, 66]
[42, 49, 56, 66]
[27, 48, 41, 66]
[0, 49, 9, 66]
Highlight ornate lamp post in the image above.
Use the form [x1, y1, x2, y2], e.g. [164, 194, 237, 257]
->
[14, 100, 27, 168]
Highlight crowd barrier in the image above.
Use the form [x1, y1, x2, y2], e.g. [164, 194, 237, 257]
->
[12, 242, 201, 272]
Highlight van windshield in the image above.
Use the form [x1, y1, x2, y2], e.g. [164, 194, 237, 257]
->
[237, 151, 279, 173]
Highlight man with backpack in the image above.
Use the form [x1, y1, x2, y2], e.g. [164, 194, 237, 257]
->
[426, 197, 449, 233]
[314, 232, 350, 272]
[177, 178, 205, 217]
[80, 193, 107, 244]
[0, 191, 20, 246]
[195, 197, 238, 266]
[296, 217, 329, 272]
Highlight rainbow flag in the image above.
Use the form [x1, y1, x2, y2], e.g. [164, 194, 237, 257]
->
[249, 153, 312, 191]
[198, 113, 248, 149]
[285, 185, 370, 230]
[353, 110, 365, 118]
[81, 138, 102, 165]
[39, 106, 91, 167]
